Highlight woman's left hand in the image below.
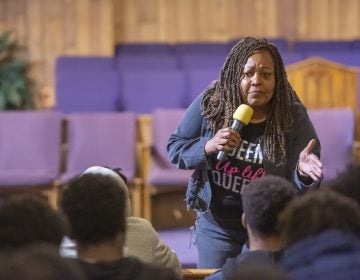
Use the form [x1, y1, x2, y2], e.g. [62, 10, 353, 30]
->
[298, 139, 323, 182]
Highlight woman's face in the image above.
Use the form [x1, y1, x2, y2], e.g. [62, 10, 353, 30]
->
[240, 49, 275, 112]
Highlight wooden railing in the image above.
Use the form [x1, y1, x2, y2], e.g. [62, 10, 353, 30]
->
[182, 269, 219, 280]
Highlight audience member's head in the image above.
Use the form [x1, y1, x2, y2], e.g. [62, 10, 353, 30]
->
[328, 162, 360, 205]
[242, 175, 296, 239]
[279, 189, 360, 246]
[82, 165, 131, 216]
[60, 173, 126, 247]
[0, 194, 66, 251]
[0, 244, 85, 280]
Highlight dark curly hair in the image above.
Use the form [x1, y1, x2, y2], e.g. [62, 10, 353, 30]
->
[60, 173, 126, 245]
[0, 194, 66, 250]
[328, 162, 360, 206]
[201, 36, 301, 164]
[279, 189, 360, 246]
[242, 175, 296, 237]
[0, 244, 85, 280]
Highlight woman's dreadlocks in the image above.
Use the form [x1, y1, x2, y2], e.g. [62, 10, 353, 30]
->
[201, 37, 301, 164]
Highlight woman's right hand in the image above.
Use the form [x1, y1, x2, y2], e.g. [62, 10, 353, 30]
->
[205, 127, 241, 155]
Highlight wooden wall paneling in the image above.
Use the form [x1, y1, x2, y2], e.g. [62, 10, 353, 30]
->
[315, 0, 331, 39]
[63, 0, 77, 55]
[114, 0, 360, 43]
[197, 0, 230, 41]
[137, 0, 156, 41]
[228, 0, 255, 39]
[339, 0, 360, 39]
[117, 0, 145, 42]
[0, 0, 5, 33]
[113, 0, 124, 42]
[276, 0, 297, 40]
[171, 0, 199, 43]
[253, 0, 278, 37]
[25, 0, 45, 98]
[161, 0, 178, 43]
[5, 0, 26, 46]
[25, 0, 44, 61]
[43, 0, 64, 86]
[156, 0, 168, 42]
[328, 0, 340, 39]
[89, 0, 114, 54]
[76, 0, 91, 54]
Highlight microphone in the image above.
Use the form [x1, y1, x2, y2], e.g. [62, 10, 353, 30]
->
[217, 104, 254, 161]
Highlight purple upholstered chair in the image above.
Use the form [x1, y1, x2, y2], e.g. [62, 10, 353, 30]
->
[0, 111, 63, 206]
[308, 108, 355, 183]
[178, 53, 226, 70]
[149, 109, 193, 189]
[174, 42, 230, 56]
[60, 112, 142, 216]
[292, 40, 353, 53]
[268, 37, 289, 53]
[56, 56, 119, 113]
[120, 70, 187, 114]
[142, 109, 193, 221]
[282, 52, 306, 65]
[117, 54, 179, 71]
[185, 68, 220, 105]
[352, 39, 360, 51]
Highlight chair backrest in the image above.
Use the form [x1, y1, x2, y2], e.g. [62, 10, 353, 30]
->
[152, 109, 186, 169]
[352, 39, 360, 51]
[178, 53, 226, 70]
[120, 70, 187, 114]
[185, 68, 219, 105]
[56, 56, 119, 113]
[174, 42, 230, 56]
[308, 108, 354, 182]
[286, 57, 358, 114]
[117, 54, 179, 71]
[148, 109, 193, 187]
[268, 37, 289, 53]
[62, 112, 136, 183]
[292, 40, 353, 53]
[0, 111, 62, 186]
[281, 52, 305, 65]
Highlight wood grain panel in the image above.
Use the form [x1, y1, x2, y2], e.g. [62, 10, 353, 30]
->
[115, 0, 360, 42]
[0, 0, 114, 109]
[286, 58, 358, 113]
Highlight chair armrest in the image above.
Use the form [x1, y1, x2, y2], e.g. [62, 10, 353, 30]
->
[136, 142, 152, 181]
[137, 114, 152, 147]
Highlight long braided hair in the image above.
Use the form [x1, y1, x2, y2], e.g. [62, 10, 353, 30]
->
[201, 37, 301, 164]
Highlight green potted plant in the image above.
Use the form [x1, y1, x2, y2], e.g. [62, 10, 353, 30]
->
[0, 31, 33, 110]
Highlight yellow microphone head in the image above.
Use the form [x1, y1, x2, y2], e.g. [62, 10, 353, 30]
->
[233, 104, 254, 124]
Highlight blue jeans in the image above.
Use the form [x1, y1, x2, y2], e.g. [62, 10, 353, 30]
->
[194, 213, 247, 268]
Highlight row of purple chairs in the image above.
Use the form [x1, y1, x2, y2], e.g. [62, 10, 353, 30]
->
[0, 108, 355, 219]
[56, 56, 220, 114]
[0, 111, 142, 215]
[56, 52, 360, 114]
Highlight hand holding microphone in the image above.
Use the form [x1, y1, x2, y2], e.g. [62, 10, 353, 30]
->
[216, 104, 253, 160]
